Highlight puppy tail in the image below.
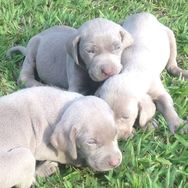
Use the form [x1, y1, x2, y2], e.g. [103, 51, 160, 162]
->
[6, 45, 26, 59]
[165, 27, 188, 80]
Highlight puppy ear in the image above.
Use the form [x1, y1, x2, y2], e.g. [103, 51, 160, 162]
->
[50, 125, 77, 160]
[94, 87, 101, 97]
[120, 29, 133, 48]
[66, 34, 80, 65]
[138, 95, 156, 128]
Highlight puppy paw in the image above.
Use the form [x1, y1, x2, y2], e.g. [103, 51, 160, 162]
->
[173, 120, 188, 134]
[168, 118, 188, 134]
[17, 78, 44, 88]
[141, 118, 158, 131]
[36, 161, 59, 178]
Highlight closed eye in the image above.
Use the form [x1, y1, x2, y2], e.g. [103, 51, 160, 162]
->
[112, 42, 121, 51]
[122, 115, 129, 119]
[87, 138, 97, 145]
[85, 48, 96, 54]
[84, 45, 98, 55]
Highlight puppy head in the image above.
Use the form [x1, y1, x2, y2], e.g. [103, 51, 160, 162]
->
[66, 18, 133, 82]
[51, 96, 122, 171]
[95, 76, 137, 139]
[96, 76, 155, 139]
[114, 94, 156, 139]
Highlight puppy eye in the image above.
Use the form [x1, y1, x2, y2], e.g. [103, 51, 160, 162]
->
[112, 42, 121, 51]
[85, 48, 96, 54]
[87, 138, 97, 145]
[122, 115, 129, 119]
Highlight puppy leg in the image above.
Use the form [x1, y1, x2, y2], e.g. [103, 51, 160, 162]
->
[150, 79, 186, 133]
[36, 161, 59, 177]
[165, 27, 188, 79]
[0, 147, 35, 188]
[18, 37, 44, 87]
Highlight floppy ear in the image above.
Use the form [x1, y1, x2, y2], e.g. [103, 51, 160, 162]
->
[120, 29, 134, 48]
[66, 34, 80, 65]
[50, 125, 77, 160]
[138, 95, 156, 128]
[94, 86, 102, 97]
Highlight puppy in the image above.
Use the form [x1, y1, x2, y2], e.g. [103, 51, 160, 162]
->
[7, 26, 75, 88]
[7, 18, 133, 94]
[0, 86, 121, 187]
[96, 12, 188, 139]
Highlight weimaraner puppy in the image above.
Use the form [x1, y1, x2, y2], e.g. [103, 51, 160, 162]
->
[96, 12, 188, 139]
[0, 86, 122, 188]
[7, 18, 133, 94]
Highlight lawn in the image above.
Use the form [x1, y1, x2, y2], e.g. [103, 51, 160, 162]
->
[0, 0, 188, 187]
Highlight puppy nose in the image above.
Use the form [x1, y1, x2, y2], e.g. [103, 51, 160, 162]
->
[108, 157, 120, 167]
[101, 65, 114, 76]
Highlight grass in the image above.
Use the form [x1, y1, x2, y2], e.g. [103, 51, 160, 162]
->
[0, 0, 188, 187]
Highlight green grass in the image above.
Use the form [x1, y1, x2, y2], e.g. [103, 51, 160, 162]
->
[0, 0, 188, 187]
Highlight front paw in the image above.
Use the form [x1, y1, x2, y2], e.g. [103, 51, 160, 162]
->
[173, 119, 188, 134]
[141, 118, 159, 131]
[168, 118, 188, 134]
[35, 161, 59, 178]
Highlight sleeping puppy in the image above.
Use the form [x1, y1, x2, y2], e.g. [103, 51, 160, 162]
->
[0, 86, 121, 188]
[7, 18, 133, 94]
[7, 26, 76, 89]
[96, 12, 188, 139]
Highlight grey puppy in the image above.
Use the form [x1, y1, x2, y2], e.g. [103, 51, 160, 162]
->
[96, 12, 188, 139]
[0, 86, 121, 188]
[7, 18, 133, 94]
